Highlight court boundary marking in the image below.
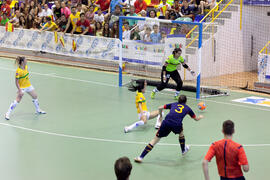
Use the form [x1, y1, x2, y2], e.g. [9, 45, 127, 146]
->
[0, 122, 269, 147]
[1, 65, 270, 147]
[1, 66, 270, 112]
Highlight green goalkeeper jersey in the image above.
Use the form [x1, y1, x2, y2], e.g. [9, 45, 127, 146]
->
[165, 54, 185, 72]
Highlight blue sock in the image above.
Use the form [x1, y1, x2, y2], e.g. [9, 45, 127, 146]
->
[140, 143, 154, 158]
[179, 137, 185, 153]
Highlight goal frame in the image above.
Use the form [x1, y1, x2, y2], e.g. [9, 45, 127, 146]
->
[118, 16, 203, 99]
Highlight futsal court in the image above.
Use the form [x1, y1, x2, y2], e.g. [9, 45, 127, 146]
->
[0, 57, 269, 180]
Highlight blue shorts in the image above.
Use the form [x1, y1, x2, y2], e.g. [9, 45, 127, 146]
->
[156, 121, 183, 138]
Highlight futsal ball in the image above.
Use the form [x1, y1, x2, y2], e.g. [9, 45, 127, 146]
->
[198, 102, 206, 110]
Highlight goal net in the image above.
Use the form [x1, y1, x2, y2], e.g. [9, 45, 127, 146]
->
[117, 16, 229, 99]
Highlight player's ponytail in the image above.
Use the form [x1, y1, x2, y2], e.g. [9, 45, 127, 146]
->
[128, 80, 146, 92]
[15, 56, 25, 67]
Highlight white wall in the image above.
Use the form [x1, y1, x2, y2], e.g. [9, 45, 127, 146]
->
[243, 5, 270, 69]
[187, 7, 244, 81]
[187, 4, 270, 83]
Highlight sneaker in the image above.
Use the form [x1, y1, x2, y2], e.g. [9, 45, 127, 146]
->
[182, 145, 190, 156]
[151, 91, 156, 99]
[5, 113, 10, 120]
[134, 157, 143, 163]
[36, 110, 46, 114]
[124, 127, 129, 133]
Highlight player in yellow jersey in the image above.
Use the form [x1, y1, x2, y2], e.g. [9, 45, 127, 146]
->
[124, 80, 163, 133]
[5, 57, 46, 120]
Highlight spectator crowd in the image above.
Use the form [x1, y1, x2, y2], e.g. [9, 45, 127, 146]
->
[0, 0, 216, 43]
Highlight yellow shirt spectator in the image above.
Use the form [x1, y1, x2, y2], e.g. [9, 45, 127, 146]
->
[44, 21, 58, 31]
[70, 12, 80, 32]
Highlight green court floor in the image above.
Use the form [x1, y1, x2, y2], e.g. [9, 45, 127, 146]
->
[0, 57, 269, 180]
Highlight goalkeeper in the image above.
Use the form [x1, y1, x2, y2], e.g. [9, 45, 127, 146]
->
[151, 48, 195, 100]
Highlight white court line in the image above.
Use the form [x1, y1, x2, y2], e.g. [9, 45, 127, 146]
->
[0, 122, 269, 147]
[1, 66, 270, 112]
[1, 66, 270, 147]
[0, 66, 117, 88]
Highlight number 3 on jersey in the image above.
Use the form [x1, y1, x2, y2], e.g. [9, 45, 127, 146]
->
[175, 104, 184, 113]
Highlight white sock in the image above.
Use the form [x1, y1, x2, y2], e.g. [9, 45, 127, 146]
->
[175, 91, 180, 97]
[127, 120, 145, 131]
[153, 88, 159, 93]
[156, 112, 164, 124]
[7, 100, 18, 114]
[156, 116, 161, 124]
[32, 99, 41, 112]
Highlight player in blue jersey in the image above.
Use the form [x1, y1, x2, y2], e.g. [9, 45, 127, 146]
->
[134, 95, 203, 163]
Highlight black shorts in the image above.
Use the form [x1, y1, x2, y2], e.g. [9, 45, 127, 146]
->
[220, 176, 245, 180]
[156, 121, 183, 138]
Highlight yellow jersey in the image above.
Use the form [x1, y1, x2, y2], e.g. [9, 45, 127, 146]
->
[16, 65, 31, 88]
[70, 12, 80, 32]
[135, 91, 148, 113]
[44, 21, 58, 31]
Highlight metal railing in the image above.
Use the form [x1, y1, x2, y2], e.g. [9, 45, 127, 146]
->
[259, 41, 270, 54]
[185, 0, 235, 49]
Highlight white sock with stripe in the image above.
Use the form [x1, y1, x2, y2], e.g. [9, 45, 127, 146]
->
[7, 100, 18, 115]
[32, 99, 41, 112]
[127, 120, 145, 131]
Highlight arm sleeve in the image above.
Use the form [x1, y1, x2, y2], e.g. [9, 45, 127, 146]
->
[143, 1, 147, 10]
[54, 23, 59, 29]
[86, 20, 90, 27]
[164, 103, 172, 109]
[44, 23, 49, 28]
[134, 1, 138, 10]
[180, 56, 185, 63]
[188, 109, 196, 118]
[204, 144, 215, 162]
[238, 146, 248, 165]
[137, 97, 144, 103]
[15, 69, 20, 79]
[165, 57, 170, 64]
[165, 55, 172, 63]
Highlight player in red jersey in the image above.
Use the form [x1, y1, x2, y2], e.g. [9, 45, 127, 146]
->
[203, 120, 249, 180]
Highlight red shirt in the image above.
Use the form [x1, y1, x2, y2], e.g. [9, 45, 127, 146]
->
[76, 19, 92, 33]
[96, 0, 110, 11]
[204, 139, 248, 178]
[134, 0, 147, 14]
[1, 4, 11, 17]
[171, 4, 181, 13]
